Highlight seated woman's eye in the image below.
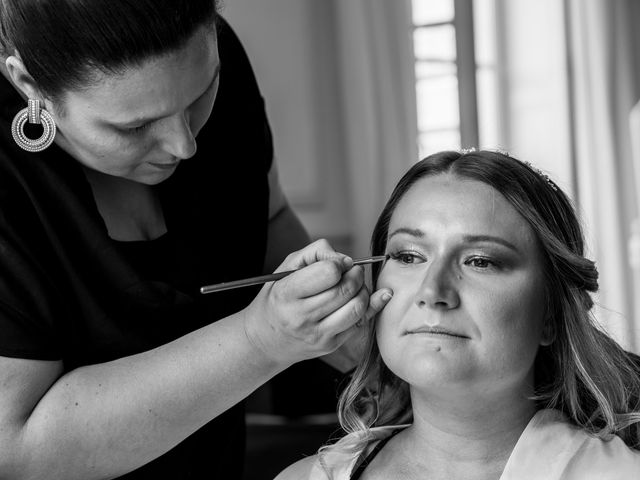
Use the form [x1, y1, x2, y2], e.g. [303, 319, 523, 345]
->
[389, 252, 423, 265]
[466, 257, 495, 269]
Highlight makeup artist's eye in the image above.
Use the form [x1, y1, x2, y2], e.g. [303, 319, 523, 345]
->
[388, 251, 425, 265]
[125, 122, 152, 134]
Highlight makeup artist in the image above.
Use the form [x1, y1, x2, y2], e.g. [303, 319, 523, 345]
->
[0, 1, 392, 479]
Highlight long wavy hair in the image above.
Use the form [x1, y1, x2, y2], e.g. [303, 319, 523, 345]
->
[331, 150, 640, 458]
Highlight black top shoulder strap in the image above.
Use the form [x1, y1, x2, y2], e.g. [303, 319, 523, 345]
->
[349, 428, 403, 479]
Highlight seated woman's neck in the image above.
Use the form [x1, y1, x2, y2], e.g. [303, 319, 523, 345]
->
[397, 389, 537, 480]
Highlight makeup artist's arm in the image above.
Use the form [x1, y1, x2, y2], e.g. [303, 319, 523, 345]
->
[0, 243, 381, 480]
[263, 161, 390, 373]
[263, 159, 311, 274]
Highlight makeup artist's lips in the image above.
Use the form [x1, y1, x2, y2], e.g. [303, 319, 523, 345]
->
[149, 161, 180, 170]
[405, 326, 469, 339]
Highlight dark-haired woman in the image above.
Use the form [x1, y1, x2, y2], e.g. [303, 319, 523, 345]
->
[0, 1, 392, 479]
[278, 150, 640, 479]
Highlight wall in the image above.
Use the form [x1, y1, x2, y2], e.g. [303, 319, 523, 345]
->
[497, 0, 574, 196]
[222, 0, 354, 253]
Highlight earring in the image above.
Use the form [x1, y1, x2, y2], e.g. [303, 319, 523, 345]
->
[11, 99, 57, 152]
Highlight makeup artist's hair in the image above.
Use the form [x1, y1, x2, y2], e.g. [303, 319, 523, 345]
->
[326, 150, 640, 462]
[0, 0, 221, 102]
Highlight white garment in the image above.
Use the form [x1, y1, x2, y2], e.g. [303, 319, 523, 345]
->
[308, 409, 640, 479]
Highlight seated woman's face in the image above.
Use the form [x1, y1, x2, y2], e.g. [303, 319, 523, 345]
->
[376, 173, 550, 398]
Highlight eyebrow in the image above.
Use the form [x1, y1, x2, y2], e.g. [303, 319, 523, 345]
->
[387, 228, 520, 252]
[112, 63, 221, 127]
[388, 227, 424, 239]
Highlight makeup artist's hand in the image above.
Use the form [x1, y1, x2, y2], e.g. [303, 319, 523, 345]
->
[242, 239, 391, 366]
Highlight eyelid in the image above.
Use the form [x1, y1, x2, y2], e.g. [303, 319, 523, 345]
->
[466, 255, 492, 263]
[123, 122, 152, 134]
[464, 255, 501, 269]
[388, 249, 427, 266]
[388, 249, 422, 257]
[387, 241, 425, 255]
[117, 72, 219, 133]
[387, 245, 423, 255]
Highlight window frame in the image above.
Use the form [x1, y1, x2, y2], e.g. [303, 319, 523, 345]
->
[411, 0, 481, 153]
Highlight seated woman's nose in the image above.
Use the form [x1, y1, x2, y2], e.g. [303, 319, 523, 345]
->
[415, 265, 460, 310]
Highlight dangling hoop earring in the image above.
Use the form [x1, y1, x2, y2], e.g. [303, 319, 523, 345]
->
[11, 99, 57, 152]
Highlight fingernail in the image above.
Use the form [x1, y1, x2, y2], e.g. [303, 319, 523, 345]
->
[342, 256, 353, 269]
[382, 290, 393, 302]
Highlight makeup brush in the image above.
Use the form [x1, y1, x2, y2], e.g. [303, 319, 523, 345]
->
[200, 255, 388, 294]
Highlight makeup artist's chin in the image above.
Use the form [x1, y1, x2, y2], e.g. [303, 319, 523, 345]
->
[128, 160, 180, 185]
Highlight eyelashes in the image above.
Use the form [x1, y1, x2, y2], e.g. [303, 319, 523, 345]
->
[387, 249, 502, 271]
[116, 122, 152, 136]
[118, 76, 218, 137]
[126, 123, 152, 134]
[388, 251, 424, 265]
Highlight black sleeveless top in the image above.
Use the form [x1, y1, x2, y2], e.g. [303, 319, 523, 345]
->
[0, 17, 272, 479]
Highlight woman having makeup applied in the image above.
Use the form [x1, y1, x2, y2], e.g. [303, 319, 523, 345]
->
[0, 1, 393, 479]
[277, 150, 640, 480]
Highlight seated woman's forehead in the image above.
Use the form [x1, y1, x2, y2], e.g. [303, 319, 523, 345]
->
[392, 175, 535, 244]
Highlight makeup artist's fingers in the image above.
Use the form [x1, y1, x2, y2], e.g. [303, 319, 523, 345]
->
[315, 283, 371, 336]
[277, 255, 356, 299]
[274, 238, 351, 273]
[241, 240, 375, 365]
[361, 288, 393, 323]
[290, 283, 372, 356]
[242, 267, 367, 364]
[288, 264, 365, 314]
[318, 285, 392, 336]
[360, 287, 394, 325]
[312, 287, 393, 363]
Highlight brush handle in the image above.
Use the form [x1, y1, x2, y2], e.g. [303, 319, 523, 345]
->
[200, 255, 387, 294]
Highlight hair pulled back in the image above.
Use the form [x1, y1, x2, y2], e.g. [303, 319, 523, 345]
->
[0, 0, 220, 101]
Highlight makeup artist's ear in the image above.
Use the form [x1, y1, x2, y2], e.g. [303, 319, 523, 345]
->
[4, 55, 43, 102]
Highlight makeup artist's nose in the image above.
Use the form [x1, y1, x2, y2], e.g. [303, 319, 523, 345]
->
[161, 113, 197, 159]
[414, 258, 460, 310]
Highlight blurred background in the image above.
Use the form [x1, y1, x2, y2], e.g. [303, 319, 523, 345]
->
[220, 0, 640, 477]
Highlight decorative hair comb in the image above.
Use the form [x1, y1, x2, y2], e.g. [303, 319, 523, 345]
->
[523, 161, 558, 191]
[461, 148, 558, 191]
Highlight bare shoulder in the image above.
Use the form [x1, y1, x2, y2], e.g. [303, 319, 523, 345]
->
[274, 454, 323, 480]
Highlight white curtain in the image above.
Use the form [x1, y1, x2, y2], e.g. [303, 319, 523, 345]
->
[629, 103, 640, 352]
[567, 0, 640, 352]
[333, 0, 419, 257]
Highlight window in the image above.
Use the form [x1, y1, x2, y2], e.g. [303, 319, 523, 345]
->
[411, 0, 501, 157]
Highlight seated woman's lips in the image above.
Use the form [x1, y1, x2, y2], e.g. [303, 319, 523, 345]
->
[405, 325, 468, 338]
